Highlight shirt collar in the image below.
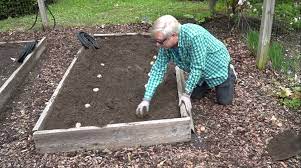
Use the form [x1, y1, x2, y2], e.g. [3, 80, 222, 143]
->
[178, 25, 183, 48]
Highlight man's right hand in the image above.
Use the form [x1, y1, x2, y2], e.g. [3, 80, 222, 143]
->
[136, 100, 150, 117]
[179, 93, 192, 112]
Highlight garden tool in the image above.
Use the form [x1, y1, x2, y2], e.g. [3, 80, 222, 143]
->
[267, 130, 301, 161]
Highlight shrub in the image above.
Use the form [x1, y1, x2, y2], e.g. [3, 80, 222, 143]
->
[0, 0, 36, 20]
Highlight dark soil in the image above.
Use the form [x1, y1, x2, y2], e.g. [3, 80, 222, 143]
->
[0, 19, 300, 167]
[44, 36, 179, 129]
[0, 43, 23, 86]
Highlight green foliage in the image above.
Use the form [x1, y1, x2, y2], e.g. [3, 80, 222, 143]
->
[215, 1, 301, 30]
[281, 98, 301, 110]
[182, 13, 207, 24]
[282, 54, 301, 75]
[275, 2, 301, 30]
[0, 0, 210, 31]
[246, 30, 259, 55]
[268, 42, 284, 71]
[267, 42, 300, 74]
[247, 1, 301, 30]
[0, 0, 36, 20]
[277, 85, 301, 110]
[246, 31, 299, 74]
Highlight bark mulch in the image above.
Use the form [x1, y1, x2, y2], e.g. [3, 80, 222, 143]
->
[0, 19, 300, 167]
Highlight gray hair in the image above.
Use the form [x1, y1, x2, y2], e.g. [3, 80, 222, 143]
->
[151, 15, 181, 38]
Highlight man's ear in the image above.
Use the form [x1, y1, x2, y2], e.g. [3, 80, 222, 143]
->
[172, 33, 179, 38]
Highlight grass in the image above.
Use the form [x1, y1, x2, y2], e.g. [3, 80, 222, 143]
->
[246, 30, 259, 55]
[268, 42, 284, 71]
[245, 30, 293, 73]
[269, 43, 300, 75]
[245, 30, 300, 74]
[0, 0, 210, 32]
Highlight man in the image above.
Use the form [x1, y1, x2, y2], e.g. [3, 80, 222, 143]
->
[136, 15, 236, 117]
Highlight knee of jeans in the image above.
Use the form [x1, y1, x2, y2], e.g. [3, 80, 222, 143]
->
[217, 98, 232, 105]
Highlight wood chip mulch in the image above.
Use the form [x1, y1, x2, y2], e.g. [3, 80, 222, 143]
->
[0, 19, 300, 167]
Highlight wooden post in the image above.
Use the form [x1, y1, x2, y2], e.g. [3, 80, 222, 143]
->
[256, 0, 275, 70]
[37, 0, 48, 28]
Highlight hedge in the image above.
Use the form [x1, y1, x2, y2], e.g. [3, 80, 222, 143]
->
[0, 0, 36, 20]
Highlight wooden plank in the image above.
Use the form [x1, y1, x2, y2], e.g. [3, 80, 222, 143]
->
[33, 47, 84, 131]
[175, 66, 195, 133]
[37, 0, 48, 28]
[0, 37, 46, 111]
[0, 40, 36, 45]
[175, 67, 188, 117]
[256, 0, 275, 70]
[34, 117, 191, 153]
[94, 32, 151, 37]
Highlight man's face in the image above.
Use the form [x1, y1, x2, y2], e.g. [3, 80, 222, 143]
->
[153, 31, 178, 49]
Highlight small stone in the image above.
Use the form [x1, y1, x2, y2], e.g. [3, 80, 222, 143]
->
[75, 122, 81, 128]
[277, 122, 283, 127]
[144, 84, 147, 88]
[153, 55, 157, 59]
[150, 61, 154, 65]
[271, 115, 277, 121]
[100, 63, 105, 66]
[200, 126, 206, 132]
[10, 57, 16, 62]
[20, 109, 25, 116]
[103, 148, 112, 154]
[97, 74, 102, 78]
[85, 104, 91, 108]
[148, 73, 150, 77]
[93, 88, 99, 92]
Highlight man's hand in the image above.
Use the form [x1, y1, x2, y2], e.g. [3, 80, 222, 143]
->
[136, 100, 150, 117]
[230, 64, 237, 81]
[179, 93, 192, 112]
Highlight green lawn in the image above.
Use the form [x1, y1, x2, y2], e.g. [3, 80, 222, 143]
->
[0, 0, 211, 32]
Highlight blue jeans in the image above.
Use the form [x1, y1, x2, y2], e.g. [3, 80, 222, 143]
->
[191, 65, 236, 105]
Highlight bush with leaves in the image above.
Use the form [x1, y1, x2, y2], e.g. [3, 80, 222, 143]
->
[210, 0, 301, 30]
[0, 0, 36, 20]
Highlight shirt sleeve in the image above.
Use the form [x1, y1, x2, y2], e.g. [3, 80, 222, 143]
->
[144, 48, 169, 101]
[185, 35, 206, 94]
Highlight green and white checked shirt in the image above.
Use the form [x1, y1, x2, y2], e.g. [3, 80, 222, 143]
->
[144, 23, 230, 101]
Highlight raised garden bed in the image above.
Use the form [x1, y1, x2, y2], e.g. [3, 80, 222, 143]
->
[0, 38, 46, 111]
[33, 34, 192, 153]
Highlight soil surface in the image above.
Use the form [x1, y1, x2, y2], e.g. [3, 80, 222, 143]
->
[0, 18, 300, 167]
[0, 43, 23, 86]
[44, 36, 179, 129]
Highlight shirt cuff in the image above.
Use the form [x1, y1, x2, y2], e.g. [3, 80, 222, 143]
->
[143, 97, 151, 102]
